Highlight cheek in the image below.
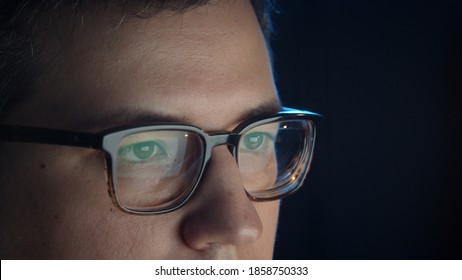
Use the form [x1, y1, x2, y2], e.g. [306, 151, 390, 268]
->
[256, 200, 280, 234]
[239, 152, 278, 192]
[253, 200, 280, 258]
[0, 144, 111, 258]
[0, 144, 188, 259]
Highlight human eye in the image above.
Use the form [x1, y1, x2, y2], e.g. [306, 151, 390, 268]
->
[118, 140, 167, 163]
[241, 131, 276, 151]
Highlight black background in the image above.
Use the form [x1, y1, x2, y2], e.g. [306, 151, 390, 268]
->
[272, 0, 462, 259]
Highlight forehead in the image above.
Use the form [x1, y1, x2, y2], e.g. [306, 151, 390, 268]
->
[8, 0, 278, 132]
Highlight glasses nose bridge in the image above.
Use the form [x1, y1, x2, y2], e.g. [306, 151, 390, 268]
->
[206, 133, 239, 162]
[208, 133, 237, 149]
[207, 133, 241, 157]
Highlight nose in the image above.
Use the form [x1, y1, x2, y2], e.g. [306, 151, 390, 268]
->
[181, 146, 263, 251]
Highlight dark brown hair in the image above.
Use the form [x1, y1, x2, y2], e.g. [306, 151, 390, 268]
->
[0, 0, 275, 119]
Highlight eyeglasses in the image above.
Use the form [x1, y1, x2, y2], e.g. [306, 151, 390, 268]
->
[0, 107, 318, 215]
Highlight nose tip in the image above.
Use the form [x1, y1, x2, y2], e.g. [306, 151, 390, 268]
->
[182, 205, 263, 250]
[181, 146, 263, 251]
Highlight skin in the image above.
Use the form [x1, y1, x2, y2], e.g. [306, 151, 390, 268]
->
[0, 0, 280, 259]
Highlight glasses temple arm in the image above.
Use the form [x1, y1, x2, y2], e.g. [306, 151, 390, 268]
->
[0, 125, 102, 149]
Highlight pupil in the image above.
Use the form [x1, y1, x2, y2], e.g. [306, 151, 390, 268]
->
[133, 142, 155, 159]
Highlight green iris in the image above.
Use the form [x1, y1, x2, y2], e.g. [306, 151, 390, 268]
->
[118, 141, 164, 161]
[132, 141, 156, 160]
[243, 132, 265, 150]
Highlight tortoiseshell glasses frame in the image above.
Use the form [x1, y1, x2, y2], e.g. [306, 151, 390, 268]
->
[0, 107, 319, 215]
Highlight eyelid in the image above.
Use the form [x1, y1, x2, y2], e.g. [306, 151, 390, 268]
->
[244, 131, 276, 140]
[119, 138, 164, 146]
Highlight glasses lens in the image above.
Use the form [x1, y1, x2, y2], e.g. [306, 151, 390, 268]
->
[114, 130, 204, 212]
[238, 119, 313, 199]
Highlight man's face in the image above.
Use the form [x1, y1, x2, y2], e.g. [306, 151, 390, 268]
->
[0, 0, 280, 259]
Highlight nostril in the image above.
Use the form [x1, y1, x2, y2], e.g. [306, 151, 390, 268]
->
[182, 218, 210, 251]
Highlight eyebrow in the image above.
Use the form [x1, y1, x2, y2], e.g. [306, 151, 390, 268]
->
[235, 99, 282, 124]
[73, 110, 193, 132]
[74, 99, 281, 132]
